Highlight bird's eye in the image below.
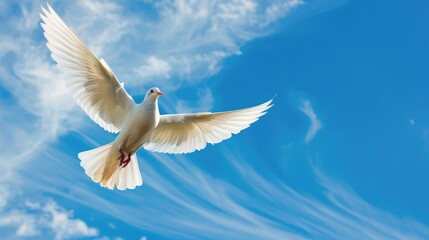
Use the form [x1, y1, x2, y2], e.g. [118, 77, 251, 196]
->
[150, 89, 154, 93]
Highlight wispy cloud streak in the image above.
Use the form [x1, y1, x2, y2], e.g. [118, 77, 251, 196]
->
[13, 144, 429, 240]
[129, 0, 302, 89]
[299, 100, 323, 143]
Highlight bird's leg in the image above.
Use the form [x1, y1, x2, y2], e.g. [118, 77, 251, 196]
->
[121, 154, 131, 168]
[118, 149, 126, 167]
[118, 149, 131, 168]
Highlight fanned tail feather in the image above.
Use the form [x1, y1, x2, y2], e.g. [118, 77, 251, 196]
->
[78, 143, 143, 190]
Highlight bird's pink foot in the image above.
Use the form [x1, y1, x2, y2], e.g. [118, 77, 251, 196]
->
[118, 149, 131, 168]
[121, 154, 131, 168]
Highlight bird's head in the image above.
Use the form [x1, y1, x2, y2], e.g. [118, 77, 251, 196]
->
[144, 87, 163, 102]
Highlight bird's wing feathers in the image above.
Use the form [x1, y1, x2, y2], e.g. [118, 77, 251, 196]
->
[143, 99, 273, 154]
[40, 4, 135, 133]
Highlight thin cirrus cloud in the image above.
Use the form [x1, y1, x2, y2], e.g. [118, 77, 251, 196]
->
[299, 100, 323, 143]
[12, 143, 429, 240]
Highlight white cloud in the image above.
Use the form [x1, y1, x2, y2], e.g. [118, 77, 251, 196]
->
[70, 0, 138, 55]
[0, 199, 98, 240]
[0, 210, 40, 236]
[129, 0, 302, 88]
[299, 100, 323, 143]
[135, 56, 172, 81]
[42, 201, 98, 240]
[264, 0, 302, 26]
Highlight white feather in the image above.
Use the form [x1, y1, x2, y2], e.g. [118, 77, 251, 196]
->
[143, 99, 273, 154]
[78, 144, 142, 190]
[40, 4, 135, 133]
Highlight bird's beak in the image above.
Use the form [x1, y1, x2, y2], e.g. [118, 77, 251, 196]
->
[157, 91, 163, 96]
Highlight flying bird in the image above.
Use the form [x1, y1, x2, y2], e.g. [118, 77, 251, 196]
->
[40, 4, 273, 190]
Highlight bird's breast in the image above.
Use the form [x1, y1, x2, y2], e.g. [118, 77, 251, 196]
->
[115, 109, 157, 153]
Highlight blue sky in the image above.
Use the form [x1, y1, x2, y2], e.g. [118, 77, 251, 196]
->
[1, 0, 429, 239]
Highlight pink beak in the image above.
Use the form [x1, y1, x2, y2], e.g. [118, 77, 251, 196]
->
[157, 91, 163, 96]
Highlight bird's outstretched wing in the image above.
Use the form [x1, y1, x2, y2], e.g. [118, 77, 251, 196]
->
[40, 4, 135, 133]
[143, 99, 273, 154]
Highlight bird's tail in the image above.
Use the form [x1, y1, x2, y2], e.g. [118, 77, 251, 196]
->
[78, 143, 143, 190]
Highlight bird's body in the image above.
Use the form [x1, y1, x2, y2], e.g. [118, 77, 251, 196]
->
[91, 89, 163, 185]
[116, 93, 161, 154]
[40, 4, 273, 190]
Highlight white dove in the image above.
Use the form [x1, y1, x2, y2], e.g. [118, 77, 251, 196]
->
[40, 4, 273, 190]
